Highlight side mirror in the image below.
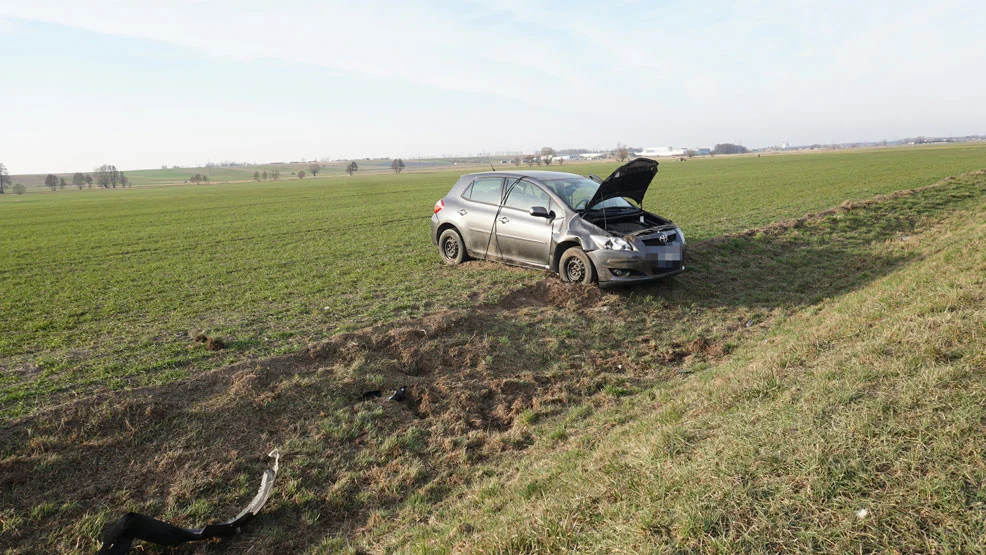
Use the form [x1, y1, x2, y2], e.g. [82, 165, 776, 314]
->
[529, 206, 554, 219]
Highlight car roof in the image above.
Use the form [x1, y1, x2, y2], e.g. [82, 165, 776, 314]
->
[457, 170, 585, 182]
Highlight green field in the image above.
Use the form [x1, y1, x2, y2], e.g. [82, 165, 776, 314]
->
[2, 144, 985, 417]
[2, 144, 986, 552]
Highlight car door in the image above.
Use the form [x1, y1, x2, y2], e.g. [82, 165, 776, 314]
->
[458, 176, 505, 259]
[494, 180, 555, 268]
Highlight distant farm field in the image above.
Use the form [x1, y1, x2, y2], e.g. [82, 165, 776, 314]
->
[1, 144, 985, 417]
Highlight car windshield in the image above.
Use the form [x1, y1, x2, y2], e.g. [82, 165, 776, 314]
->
[541, 177, 636, 211]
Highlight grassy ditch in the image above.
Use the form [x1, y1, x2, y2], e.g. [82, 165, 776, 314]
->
[388, 174, 986, 552]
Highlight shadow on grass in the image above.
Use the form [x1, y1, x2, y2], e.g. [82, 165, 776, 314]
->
[629, 175, 984, 310]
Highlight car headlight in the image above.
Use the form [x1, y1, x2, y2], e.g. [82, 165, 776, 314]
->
[590, 235, 634, 251]
[676, 227, 685, 245]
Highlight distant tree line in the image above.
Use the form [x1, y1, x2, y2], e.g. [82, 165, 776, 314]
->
[0, 161, 130, 194]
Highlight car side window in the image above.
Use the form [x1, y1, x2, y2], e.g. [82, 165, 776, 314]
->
[463, 177, 504, 205]
[503, 181, 550, 211]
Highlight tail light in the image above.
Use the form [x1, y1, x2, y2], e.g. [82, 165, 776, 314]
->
[434, 199, 445, 214]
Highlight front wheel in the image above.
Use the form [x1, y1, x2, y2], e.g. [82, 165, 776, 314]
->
[559, 247, 596, 285]
[439, 228, 468, 265]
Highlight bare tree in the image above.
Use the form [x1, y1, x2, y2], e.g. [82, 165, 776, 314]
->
[615, 142, 629, 162]
[309, 163, 321, 177]
[297, 170, 306, 179]
[271, 170, 280, 181]
[72, 172, 86, 189]
[85, 174, 93, 189]
[513, 156, 521, 166]
[0, 162, 9, 194]
[346, 161, 358, 176]
[254, 171, 261, 182]
[261, 170, 268, 181]
[45, 174, 59, 191]
[120, 173, 129, 188]
[95, 164, 119, 188]
[391, 158, 405, 174]
[12, 182, 25, 195]
[59, 177, 66, 190]
[540, 147, 556, 166]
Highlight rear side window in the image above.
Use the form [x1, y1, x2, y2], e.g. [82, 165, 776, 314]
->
[464, 177, 504, 204]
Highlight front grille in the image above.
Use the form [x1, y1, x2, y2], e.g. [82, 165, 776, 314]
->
[642, 232, 677, 246]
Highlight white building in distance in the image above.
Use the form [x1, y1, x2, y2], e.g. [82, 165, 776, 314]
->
[636, 146, 687, 157]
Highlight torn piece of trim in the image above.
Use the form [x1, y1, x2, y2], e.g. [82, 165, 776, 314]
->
[98, 449, 280, 555]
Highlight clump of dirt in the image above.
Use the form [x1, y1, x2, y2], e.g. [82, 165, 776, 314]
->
[191, 333, 226, 351]
[656, 336, 727, 364]
[493, 278, 606, 309]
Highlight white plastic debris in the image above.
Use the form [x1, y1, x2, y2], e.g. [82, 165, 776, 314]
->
[855, 508, 868, 519]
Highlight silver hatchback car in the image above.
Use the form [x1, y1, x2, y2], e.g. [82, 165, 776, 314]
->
[430, 158, 684, 286]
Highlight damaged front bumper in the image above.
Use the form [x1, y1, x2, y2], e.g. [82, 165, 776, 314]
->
[588, 243, 684, 286]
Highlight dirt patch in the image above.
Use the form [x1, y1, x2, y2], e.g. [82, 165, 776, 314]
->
[0, 264, 676, 551]
[655, 336, 728, 365]
[191, 333, 226, 351]
[490, 278, 607, 310]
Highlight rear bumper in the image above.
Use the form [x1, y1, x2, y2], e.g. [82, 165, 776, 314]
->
[429, 215, 440, 245]
[588, 245, 684, 286]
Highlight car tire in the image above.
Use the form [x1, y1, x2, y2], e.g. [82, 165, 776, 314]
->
[439, 228, 468, 265]
[559, 246, 596, 285]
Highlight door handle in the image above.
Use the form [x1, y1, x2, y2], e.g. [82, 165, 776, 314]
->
[458, 209, 467, 215]
[498, 216, 510, 224]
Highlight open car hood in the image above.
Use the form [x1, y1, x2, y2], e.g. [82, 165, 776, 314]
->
[585, 158, 659, 210]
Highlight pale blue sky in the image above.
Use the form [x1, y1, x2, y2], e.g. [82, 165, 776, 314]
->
[1, 0, 984, 173]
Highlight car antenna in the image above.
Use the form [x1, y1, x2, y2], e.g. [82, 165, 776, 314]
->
[486, 153, 496, 172]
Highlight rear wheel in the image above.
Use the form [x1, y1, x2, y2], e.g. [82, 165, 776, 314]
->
[439, 228, 467, 265]
[559, 247, 596, 285]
